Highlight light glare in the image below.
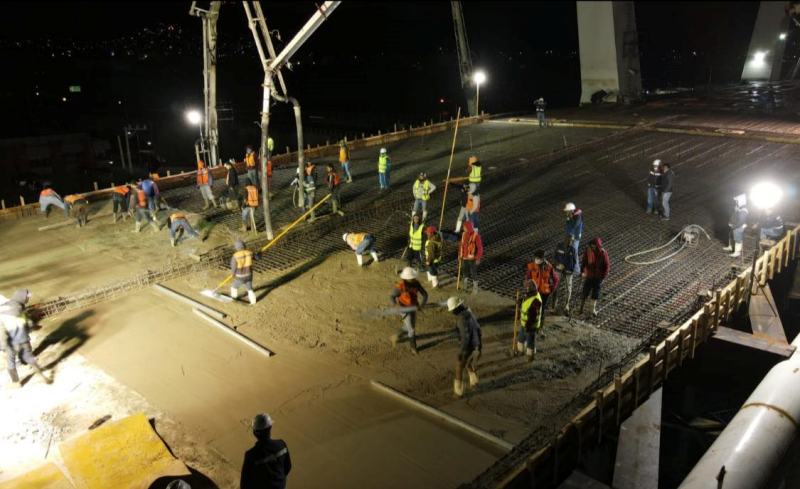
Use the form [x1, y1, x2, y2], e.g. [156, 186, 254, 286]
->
[185, 110, 202, 125]
[750, 181, 783, 210]
[473, 70, 487, 85]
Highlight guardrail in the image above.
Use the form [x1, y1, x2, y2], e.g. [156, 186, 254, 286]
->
[486, 224, 800, 488]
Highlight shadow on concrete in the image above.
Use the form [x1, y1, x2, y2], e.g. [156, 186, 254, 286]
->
[34, 310, 93, 370]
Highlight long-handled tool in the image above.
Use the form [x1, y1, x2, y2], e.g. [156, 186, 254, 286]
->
[394, 245, 409, 275]
[438, 107, 462, 231]
[456, 230, 466, 290]
[511, 289, 520, 356]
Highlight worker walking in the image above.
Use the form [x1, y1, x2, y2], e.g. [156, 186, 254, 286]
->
[111, 184, 132, 222]
[661, 162, 674, 221]
[342, 232, 380, 266]
[407, 213, 425, 269]
[303, 161, 317, 222]
[220, 160, 240, 209]
[459, 221, 483, 294]
[646, 159, 662, 215]
[516, 282, 543, 362]
[579, 237, 610, 318]
[241, 184, 259, 232]
[38, 186, 69, 217]
[552, 238, 577, 314]
[1, 289, 52, 387]
[326, 163, 345, 216]
[240, 413, 291, 489]
[197, 160, 217, 209]
[424, 226, 443, 288]
[412, 172, 437, 222]
[339, 140, 352, 183]
[448, 296, 482, 397]
[723, 194, 749, 258]
[230, 240, 258, 305]
[65, 194, 89, 228]
[168, 212, 201, 247]
[564, 203, 583, 271]
[245, 145, 259, 186]
[377, 148, 391, 190]
[535, 97, 547, 127]
[390, 267, 428, 354]
[524, 250, 559, 324]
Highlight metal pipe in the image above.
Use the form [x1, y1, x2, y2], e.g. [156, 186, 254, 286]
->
[678, 333, 800, 489]
[268, 1, 341, 72]
[271, 90, 305, 208]
[258, 73, 274, 239]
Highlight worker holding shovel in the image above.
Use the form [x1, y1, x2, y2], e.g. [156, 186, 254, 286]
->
[389, 267, 428, 354]
[230, 240, 258, 306]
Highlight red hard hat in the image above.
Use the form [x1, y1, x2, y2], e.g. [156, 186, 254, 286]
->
[425, 225, 437, 235]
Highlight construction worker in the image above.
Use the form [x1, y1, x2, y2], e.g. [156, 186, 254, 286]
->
[111, 183, 132, 222]
[245, 145, 259, 186]
[516, 282, 543, 362]
[407, 213, 425, 269]
[377, 148, 391, 190]
[524, 250, 559, 324]
[326, 163, 345, 216]
[646, 159, 662, 215]
[267, 136, 275, 158]
[240, 413, 291, 489]
[303, 161, 317, 222]
[455, 184, 471, 233]
[139, 176, 160, 213]
[661, 162, 674, 221]
[760, 209, 785, 242]
[448, 296, 482, 397]
[38, 186, 68, 217]
[241, 183, 259, 232]
[65, 194, 89, 228]
[133, 185, 159, 232]
[231, 240, 258, 305]
[197, 160, 218, 209]
[579, 237, 610, 318]
[0, 289, 52, 387]
[339, 140, 352, 183]
[390, 267, 428, 354]
[564, 202, 583, 272]
[552, 238, 577, 314]
[220, 160, 239, 209]
[466, 155, 482, 196]
[535, 97, 547, 127]
[424, 226, 443, 288]
[342, 232, 380, 266]
[459, 221, 483, 294]
[467, 187, 480, 232]
[412, 172, 437, 222]
[168, 212, 201, 247]
[723, 194, 749, 258]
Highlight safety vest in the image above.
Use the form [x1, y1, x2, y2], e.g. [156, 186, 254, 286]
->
[267, 137, 274, 153]
[233, 250, 253, 278]
[246, 185, 259, 207]
[520, 293, 543, 330]
[378, 154, 389, 173]
[136, 189, 147, 208]
[395, 280, 420, 307]
[462, 232, 478, 260]
[413, 180, 431, 200]
[339, 146, 349, 163]
[425, 236, 442, 264]
[468, 164, 482, 183]
[526, 262, 553, 295]
[170, 212, 186, 221]
[65, 195, 81, 205]
[466, 194, 475, 212]
[346, 233, 367, 249]
[329, 172, 341, 187]
[409, 223, 423, 251]
[197, 168, 209, 185]
[40, 188, 55, 197]
[112, 185, 130, 196]
[245, 152, 257, 169]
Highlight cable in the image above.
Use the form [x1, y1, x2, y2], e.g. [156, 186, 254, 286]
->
[624, 224, 711, 266]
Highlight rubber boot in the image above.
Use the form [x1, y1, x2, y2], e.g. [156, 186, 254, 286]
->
[370, 251, 380, 263]
[113, 213, 120, 223]
[150, 219, 160, 232]
[135, 221, 142, 233]
[409, 337, 419, 355]
[170, 236, 177, 247]
[240, 221, 249, 232]
[591, 299, 599, 318]
[390, 330, 405, 347]
[516, 341, 525, 355]
[472, 280, 479, 295]
[730, 243, 742, 258]
[356, 254, 364, 266]
[431, 275, 439, 288]
[723, 238, 733, 252]
[248, 290, 257, 306]
[468, 370, 479, 387]
[455, 219, 463, 234]
[230, 287, 239, 300]
[31, 364, 53, 385]
[421, 210, 428, 222]
[333, 201, 344, 216]
[426, 272, 433, 283]
[211, 197, 219, 209]
[526, 347, 535, 363]
[453, 379, 464, 397]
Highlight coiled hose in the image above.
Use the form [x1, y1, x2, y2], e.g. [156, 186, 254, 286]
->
[624, 224, 712, 265]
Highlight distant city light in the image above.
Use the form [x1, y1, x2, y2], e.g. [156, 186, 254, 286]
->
[117, 100, 122, 105]
[185, 110, 202, 126]
[439, 98, 445, 103]
[35, 92, 39, 96]
[147, 141, 152, 146]
[750, 181, 783, 210]
[61, 96, 67, 102]
[779, 33, 787, 41]
[473, 70, 487, 86]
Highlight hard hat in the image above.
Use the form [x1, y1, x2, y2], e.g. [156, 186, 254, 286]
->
[447, 296, 464, 311]
[468, 155, 479, 165]
[234, 240, 245, 251]
[418, 172, 427, 179]
[538, 97, 544, 102]
[564, 202, 576, 212]
[380, 148, 387, 154]
[252, 413, 273, 431]
[400, 267, 418, 280]
[342, 233, 349, 242]
[653, 159, 661, 166]
[166, 481, 191, 489]
[425, 225, 437, 235]
[734, 194, 747, 206]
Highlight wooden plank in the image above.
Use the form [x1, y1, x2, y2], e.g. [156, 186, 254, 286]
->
[712, 326, 795, 357]
[749, 284, 787, 342]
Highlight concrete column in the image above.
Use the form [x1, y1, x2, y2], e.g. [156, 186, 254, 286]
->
[577, 1, 642, 105]
[741, 1, 789, 81]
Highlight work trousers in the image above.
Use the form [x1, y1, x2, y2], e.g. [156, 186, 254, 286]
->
[406, 248, 424, 269]
[355, 235, 376, 255]
[378, 171, 390, 189]
[199, 185, 214, 201]
[169, 220, 199, 240]
[246, 168, 259, 187]
[135, 208, 153, 223]
[341, 161, 352, 181]
[517, 326, 537, 351]
[552, 272, 574, 310]
[412, 199, 428, 217]
[661, 192, 672, 218]
[462, 260, 478, 281]
[455, 349, 480, 382]
[241, 207, 255, 226]
[537, 111, 546, 127]
[6, 341, 39, 381]
[304, 188, 316, 217]
[232, 277, 254, 292]
[730, 226, 745, 245]
[112, 195, 128, 214]
[40, 196, 68, 216]
[400, 311, 416, 339]
[646, 187, 660, 213]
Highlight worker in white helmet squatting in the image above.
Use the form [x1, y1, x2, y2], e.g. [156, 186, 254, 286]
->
[448, 296, 482, 397]
[342, 232, 380, 266]
[723, 194, 749, 258]
[646, 159, 663, 215]
[389, 267, 428, 354]
[240, 413, 292, 489]
[377, 147, 391, 190]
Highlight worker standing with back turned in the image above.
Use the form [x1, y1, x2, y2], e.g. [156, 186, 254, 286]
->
[111, 183, 132, 222]
[449, 296, 482, 397]
[65, 194, 89, 228]
[326, 163, 345, 216]
[241, 183, 259, 233]
[339, 140, 352, 183]
[459, 221, 484, 294]
[390, 267, 428, 354]
[197, 160, 218, 209]
[245, 145, 259, 186]
[240, 413, 291, 489]
[412, 172, 436, 222]
[524, 250, 559, 325]
[723, 194, 749, 258]
[230, 240, 258, 305]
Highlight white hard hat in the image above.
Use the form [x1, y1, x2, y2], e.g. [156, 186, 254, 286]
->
[380, 148, 387, 154]
[342, 233, 348, 242]
[653, 159, 662, 166]
[400, 267, 417, 280]
[166, 481, 191, 489]
[253, 413, 273, 431]
[447, 296, 463, 311]
[564, 202, 576, 212]
[734, 194, 747, 206]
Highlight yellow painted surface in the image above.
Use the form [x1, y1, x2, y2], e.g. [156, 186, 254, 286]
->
[59, 413, 189, 489]
[0, 463, 74, 489]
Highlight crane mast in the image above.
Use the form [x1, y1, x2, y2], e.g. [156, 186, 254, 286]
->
[451, 1, 476, 116]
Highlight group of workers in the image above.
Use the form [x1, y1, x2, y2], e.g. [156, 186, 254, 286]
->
[645, 159, 675, 220]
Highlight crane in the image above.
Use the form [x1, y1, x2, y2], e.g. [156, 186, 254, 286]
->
[451, 1, 476, 116]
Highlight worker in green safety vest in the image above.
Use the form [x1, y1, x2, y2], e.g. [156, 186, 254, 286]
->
[412, 172, 437, 222]
[378, 147, 391, 190]
[267, 137, 274, 156]
[516, 282, 543, 363]
[406, 213, 425, 269]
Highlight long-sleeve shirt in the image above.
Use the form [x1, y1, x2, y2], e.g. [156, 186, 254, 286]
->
[455, 308, 482, 353]
[565, 211, 583, 241]
[240, 438, 292, 489]
[729, 207, 748, 229]
[661, 169, 674, 193]
[390, 280, 428, 307]
[647, 169, 662, 189]
[226, 168, 239, 188]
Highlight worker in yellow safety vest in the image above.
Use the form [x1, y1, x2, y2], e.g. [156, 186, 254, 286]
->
[230, 240, 258, 305]
[406, 213, 425, 269]
[377, 148, 391, 190]
[412, 172, 437, 222]
[339, 140, 352, 183]
[517, 282, 543, 363]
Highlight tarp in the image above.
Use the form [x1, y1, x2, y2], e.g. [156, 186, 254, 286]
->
[0, 462, 74, 489]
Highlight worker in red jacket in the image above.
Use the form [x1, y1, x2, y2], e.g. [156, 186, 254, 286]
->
[579, 237, 610, 318]
[459, 221, 484, 294]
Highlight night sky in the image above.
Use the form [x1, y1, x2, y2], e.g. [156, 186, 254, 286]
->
[0, 1, 769, 170]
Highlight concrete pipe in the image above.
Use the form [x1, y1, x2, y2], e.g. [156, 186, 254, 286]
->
[679, 335, 800, 489]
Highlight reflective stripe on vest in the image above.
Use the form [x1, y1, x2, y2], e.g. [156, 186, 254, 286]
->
[520, 293, 543, 329]
[463, 233, 478, 259]
[137, 189, 147, 208]
[234, 250, 253, 278]
[40, 188, 55, 197]
[469, 165, 482, 183]
[245, 153, 256, 168]
[413, 180, 431, 200]
[246, 186, 259, 207]
[396, 280, 419, 307]
[409, 224, 423, 251]
[170, 212, 186, 221]
[378, 155, 388, 172]
[425, 238, 441, 264]
[347, 233, 367, 249]
[65, 195, 80, 205]
[197, 168, 209, 185]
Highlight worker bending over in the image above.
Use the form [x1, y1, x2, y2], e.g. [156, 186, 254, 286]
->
[424, 226, 443, 288]
[412, 172, 436, 222]
[390, 267, 428, 354]
[111, 183, 132, 222]
[240, 413, 291, 489]
[1, 289, 52, 387]
[241, 184, 259, 232]
[139, 176, 160, 213]
[517, 282, 543, 363]
[39, 186, 68, 217]
[65, 194, 89, 228]
[231, 240, 258, 305]
[133, 185, 160, 232]
[407, 213, 425, 269]
[723, 194, 748, 258]
[459, 221, 483, 294]
[342, 232, 380, 266]
[448, 296, 481, 397]
[579, 237, 610, 318]
[168, 212, 201, 247]
[326, 163, 345, 216]
[524, 250, 559, 324]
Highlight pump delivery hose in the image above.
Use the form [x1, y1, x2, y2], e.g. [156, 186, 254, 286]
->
[624, 224, 711, 266]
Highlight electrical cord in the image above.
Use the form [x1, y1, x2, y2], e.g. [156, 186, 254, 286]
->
[624, 224, 711, 265]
